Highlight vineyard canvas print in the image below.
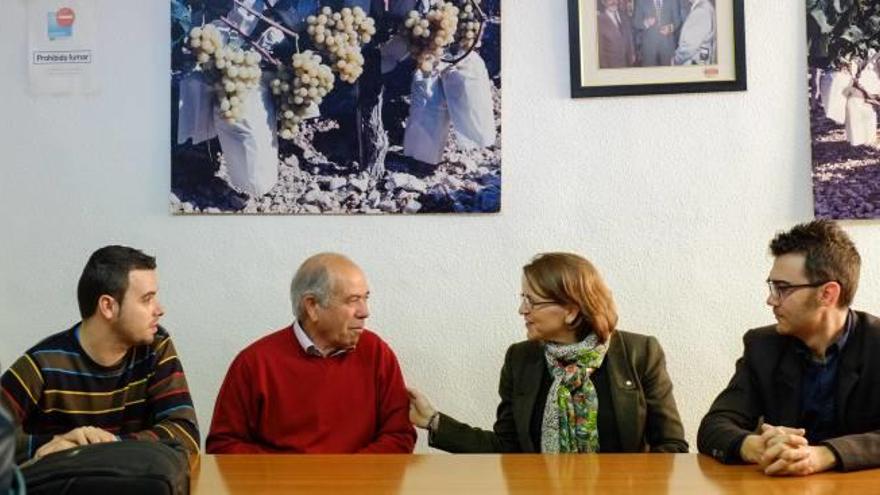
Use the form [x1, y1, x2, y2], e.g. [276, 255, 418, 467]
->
[808, 0, 880, 219]
[170, 0, 500, 214]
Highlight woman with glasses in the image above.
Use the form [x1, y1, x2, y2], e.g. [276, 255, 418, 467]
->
[408, 252, 688, 453]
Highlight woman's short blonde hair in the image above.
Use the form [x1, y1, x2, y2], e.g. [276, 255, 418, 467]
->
[523, 252, 619, 343]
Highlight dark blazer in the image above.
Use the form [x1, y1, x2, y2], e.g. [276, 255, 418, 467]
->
[698, 311, 880, 471]
[633, 0, 683, 34]
[429, 330, 688, 453]
[632, 0, 683, 65]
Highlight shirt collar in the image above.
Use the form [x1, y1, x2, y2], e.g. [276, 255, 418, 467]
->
[795, 310, 853, 364]
[292, 320, 348, 358]
[835, 309, 854, 352]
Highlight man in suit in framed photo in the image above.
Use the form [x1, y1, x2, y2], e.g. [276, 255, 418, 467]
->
[597, 0, 635, 68]
[633, 0, 683, 66]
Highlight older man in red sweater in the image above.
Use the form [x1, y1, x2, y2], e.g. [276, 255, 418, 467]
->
[206, 253, 416, 453]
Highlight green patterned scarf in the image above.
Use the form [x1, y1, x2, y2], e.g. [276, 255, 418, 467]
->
[540, 333, 608, 453]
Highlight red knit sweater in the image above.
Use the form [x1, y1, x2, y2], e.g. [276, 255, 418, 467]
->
[206, 326, 416, 453]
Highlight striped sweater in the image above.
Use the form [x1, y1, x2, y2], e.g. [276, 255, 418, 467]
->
[0, 324, 200, 463]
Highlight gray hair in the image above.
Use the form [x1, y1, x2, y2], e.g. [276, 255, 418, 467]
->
[290, 253, 349, 318]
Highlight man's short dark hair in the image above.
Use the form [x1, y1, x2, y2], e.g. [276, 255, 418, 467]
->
[769, 220, 860, 307]
[77, 246, 156, 318]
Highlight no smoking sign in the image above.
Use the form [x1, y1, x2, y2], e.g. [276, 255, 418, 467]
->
[56, 7, 75, 27]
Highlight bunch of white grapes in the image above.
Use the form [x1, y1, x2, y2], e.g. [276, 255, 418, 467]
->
[402, 1, 459, 74]
[454, 1, 481, 52]
[270, 51, 335, 140]
[305, 6, 376, 84]
[189, 24, 263, 123]
[189, 24, 223, 64]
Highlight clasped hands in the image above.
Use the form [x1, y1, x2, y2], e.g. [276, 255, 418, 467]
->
[34, 426, 118, 459]
[739, 423, 837, 476]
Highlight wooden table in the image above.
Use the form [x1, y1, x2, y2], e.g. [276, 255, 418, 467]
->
[190, 453, 877, 494]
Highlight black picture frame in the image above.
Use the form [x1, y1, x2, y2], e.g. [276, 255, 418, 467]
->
[568, 0, 746, 98]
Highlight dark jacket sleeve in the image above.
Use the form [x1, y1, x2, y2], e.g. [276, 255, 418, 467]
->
[428, 345, 521, 453]
[819, 312, 880, 471]
[0, 403, 13, 491]
[821, 432, 880, 472]
[697, 332, 762, 463]
[632, 0, 648, 32]
[640, 336, 689, 453]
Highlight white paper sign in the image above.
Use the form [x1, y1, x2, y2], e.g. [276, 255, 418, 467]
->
[28, 0, 98, 94]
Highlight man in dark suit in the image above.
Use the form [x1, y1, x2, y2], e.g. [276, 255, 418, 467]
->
[597, 0, 635, 69]
[633, 0, 682, 66]
[699, 220, 880, 475]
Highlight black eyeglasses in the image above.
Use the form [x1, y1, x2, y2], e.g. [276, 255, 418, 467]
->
[766, 280, 831, 301]
[519, 294, 557, 310]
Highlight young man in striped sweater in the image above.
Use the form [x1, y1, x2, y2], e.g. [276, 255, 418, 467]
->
[0, 245, 200, 463]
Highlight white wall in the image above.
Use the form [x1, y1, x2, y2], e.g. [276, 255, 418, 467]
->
[1, 0, 878, 452]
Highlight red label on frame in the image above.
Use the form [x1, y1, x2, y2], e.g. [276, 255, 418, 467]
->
[56, 7, 75, 27]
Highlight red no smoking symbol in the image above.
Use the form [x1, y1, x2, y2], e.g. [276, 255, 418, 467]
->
[56, 7, 75, 27]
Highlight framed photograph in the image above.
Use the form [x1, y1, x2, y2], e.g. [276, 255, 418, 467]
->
[806, 1, 880, 219]
[170, 0, 501, 214]
[568, 0, 746, 98]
